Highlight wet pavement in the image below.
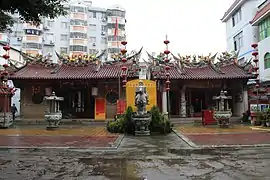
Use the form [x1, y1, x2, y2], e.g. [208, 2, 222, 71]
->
[0, 133, 270, 179]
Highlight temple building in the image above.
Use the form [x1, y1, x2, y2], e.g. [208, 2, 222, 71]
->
[147, 52, 254, 117]
[8, 49, 142, 120]
[8, 49, 255, 120]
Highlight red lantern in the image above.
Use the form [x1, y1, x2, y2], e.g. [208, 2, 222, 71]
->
[121, 41, 127, 46]
[251, 43, 258, 49]
[2, 71, 8, 76]
[164, 58, 170, 63]
[2, 64, 9, 68]
[122, 58, 127, 63]
[121, 66, 127, 71]
[122, 79, 127, 84]
[3, 46, 10, 51]
[253, 58, 259, 63]
[166, 72, 170, 77]
[164, 50, 170, 55]
[166, 87, 170, 91]
[255, 84, 260, 88]
[164, 40, 170, 45]
[165, 66, 171, 71]
[252, 51, 258, 56]
[121, 49, 127, 54]
[166, 80, 170, 84]
[253, 67, 259, 71]
[2, 54, 10, 59]
[121, 73, 127, 78]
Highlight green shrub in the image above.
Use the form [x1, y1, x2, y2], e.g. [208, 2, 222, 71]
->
[149, 106, 173, 134]
[107, 106, 134, 134]
[107, 105, 173, 134]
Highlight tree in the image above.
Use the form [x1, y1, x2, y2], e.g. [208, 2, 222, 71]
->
[0, 0, 68, 31]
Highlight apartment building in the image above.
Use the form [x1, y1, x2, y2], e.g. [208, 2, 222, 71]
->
[221, 0, 259, 65]
[250, 0, 270, 82]
[0, 0, 126, 62]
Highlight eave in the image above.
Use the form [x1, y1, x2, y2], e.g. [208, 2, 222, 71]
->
[221, 0, 245, 22]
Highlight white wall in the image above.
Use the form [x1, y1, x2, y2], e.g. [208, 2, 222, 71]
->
[225, 0, 259, 63]
[258, 36, 270, 81]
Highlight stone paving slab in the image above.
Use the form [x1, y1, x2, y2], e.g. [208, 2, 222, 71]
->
[0, 127, 114, 136]
[176, 125, 263, 134]
[0, 135, 118, 148]
[0, 126, 122, 149]
[185, 132, 270, 146]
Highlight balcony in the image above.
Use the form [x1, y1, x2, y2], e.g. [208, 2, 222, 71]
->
[70, 12, 87, 21]
[23, 23, 43, 30]
[107, 41, 122, 48]
[70, 25, 88, 33]
[23, 49, 41, 56]
[107, 16, 125, 24]
[23, 35, 43, 43]
[107, 28, 125, 36]
[70, 38, 88, 46]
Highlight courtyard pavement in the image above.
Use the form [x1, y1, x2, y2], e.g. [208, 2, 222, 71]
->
[0, 126, 120, 149]
[175, 125, 270, 148]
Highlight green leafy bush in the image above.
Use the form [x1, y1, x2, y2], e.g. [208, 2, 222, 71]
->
[107, 106, 134, 134]
[107, 105, 173, 134]
[149, 106, 173, 134]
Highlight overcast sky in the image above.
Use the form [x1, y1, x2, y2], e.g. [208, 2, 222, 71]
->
[93, 0, 235, 56]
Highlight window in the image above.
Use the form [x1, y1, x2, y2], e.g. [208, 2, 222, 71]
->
[61, 22, 68, 29]
[259, 17, 270, 41]
[70, 19, 87, 26]
[93, 12, 96, 18]
[108, 48, 120, 53]
[233, 31, 243, 51]
[232, 9, 242, 27]
[60, 47, 68, 54]
[101, 25, 106, 31]
[22, 43, 42, 49]
[60, 34, 68, 41]
[107, 36, 124, 41]
[89, 24, 96, 31]
[47, 20, 54, 27]
[89, 49, 97, 54]
[70, 32, 87, 39]
[264, 53, 270, 69]
[70, 6, 86, 13]
[101, 37, 107, 44]
[89, 37, 96, 42]
[69, 45, 87, 52]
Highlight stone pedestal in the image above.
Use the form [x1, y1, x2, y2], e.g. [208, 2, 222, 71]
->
[132, 113, 152, 136]
[45, 113, 62, 130]
[0, 112, 13, 128]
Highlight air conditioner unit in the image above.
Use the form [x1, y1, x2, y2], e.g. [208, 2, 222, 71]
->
[101, 31, 105, 35]
[93, 43, 96, 46]
[102, 18, 107, 22]
[44, 26, 49, 30]
[17, 37, 22, 41]
[50, 40, 54, 44]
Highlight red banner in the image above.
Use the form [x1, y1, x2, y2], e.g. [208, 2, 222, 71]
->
[117, 100, 126, 115]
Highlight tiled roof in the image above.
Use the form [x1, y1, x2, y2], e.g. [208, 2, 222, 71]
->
[221, 0, 243, 22]
[250, 2, 270, 25]
[0, 87, 9, 95]
[158, 63, 253, 80]
[10, 63, 123, 80]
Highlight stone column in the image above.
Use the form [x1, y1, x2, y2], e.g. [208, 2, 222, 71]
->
[162, 91, 167, 113]
[180, 87, 186, 117]
[243, 89, 248, 111]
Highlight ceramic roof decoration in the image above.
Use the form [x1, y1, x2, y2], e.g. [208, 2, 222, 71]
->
[9, 47, 143, 80]
[148, 51, 255, 80]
